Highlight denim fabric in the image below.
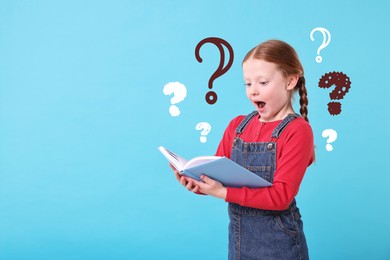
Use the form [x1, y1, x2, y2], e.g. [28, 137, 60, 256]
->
[228, 112, 309, 260]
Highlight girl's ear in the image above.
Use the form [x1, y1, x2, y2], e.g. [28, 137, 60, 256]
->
[287, 74, 299, 90]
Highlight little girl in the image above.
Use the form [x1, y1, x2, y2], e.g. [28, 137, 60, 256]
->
[172, 39, 314, 259]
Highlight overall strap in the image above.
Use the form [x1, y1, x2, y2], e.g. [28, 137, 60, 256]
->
[271, 113, 301, 139]
[235, 111, 258, 134]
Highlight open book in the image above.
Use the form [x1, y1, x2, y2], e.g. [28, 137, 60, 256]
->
[158, 146, 271, 188]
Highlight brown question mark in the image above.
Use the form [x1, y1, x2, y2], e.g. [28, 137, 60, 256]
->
[318, 71, 351, 115]
[195, 37, 234, 105]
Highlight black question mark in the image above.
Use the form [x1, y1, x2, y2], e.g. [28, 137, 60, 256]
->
[318, 71, 351, 115]
[195, 37, 234, 105]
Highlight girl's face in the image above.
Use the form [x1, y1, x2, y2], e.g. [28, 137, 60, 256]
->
[243, 58, 297, 122]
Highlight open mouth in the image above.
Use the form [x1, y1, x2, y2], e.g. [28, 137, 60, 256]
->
[256, 101, 266, 109]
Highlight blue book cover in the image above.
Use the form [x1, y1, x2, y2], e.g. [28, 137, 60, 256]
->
[159, 146, 271, 188]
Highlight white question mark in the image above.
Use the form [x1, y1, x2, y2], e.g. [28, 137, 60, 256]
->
[195, 122, 211, 143]
[310, 27, 331, 63]
[163, 82, 187, 117]
[322, 129, 337, 152]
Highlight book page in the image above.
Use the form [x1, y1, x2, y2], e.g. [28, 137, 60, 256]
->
[184, 156, 221, 169]
[158, 146, 188, 171]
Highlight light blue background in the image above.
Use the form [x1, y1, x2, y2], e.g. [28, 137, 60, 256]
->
[1, 0, 389, 259]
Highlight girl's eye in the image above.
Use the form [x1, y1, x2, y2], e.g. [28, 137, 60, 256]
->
[244, 83, 251, 87]
[259, 81, 268, 86]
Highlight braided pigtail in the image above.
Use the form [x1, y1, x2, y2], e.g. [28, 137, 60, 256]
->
[298, 76, 315, 160]
[298, 76, 309, 123]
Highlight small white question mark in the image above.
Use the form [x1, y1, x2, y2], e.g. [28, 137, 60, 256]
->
[195, 122, 211, 143]
[322, 129, 337, 152]
[310, 27, 331, 63]
[163, 82, 187, 117]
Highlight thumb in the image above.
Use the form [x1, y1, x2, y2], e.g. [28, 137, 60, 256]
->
[200, 175, 214, 183]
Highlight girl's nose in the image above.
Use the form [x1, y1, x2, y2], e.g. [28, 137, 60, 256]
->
[249, 86, 259, 96]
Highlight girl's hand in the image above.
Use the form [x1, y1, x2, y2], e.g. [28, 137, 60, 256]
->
[169, 163, 227, 199]
[169, 163, 201, 193]
[190, 175, 227, 200]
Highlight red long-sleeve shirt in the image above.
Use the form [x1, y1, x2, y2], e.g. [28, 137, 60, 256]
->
[215, 115, 314, 210]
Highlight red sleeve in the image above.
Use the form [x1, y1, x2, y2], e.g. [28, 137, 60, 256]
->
[225, 120, 314, 210]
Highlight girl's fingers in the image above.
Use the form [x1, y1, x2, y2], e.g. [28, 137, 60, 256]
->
[186, 180, 194, 190]
[170, 169, 200, 193]
[200, 175, 215, 184]
[186, 180, 199, 192]
[192, 185, 200, 193]
[168, 162, 206, 194]
[180, 176, 188, 186]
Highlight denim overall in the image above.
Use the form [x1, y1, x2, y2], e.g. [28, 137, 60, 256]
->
[228, 111, 309, 260]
